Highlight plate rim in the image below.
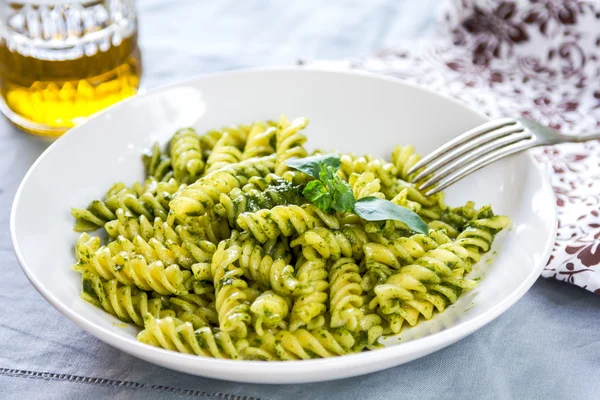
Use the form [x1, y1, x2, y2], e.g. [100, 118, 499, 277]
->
[10, 66, 558, 383]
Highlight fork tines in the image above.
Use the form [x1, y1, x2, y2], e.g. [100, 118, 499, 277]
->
[408, 118, 534, 196]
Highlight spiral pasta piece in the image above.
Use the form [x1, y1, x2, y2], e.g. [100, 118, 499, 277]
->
[104, 211, 177, 242]
[243, 174, 305, 203]
[385, 182, 486, 239]
[210, 240, 254, 338]
[280, 169, 312, 185]
[242, 121, 277, 160]
[74, 233, 193, 295]
[72, 177, 181, 232]
[71, 200, 117, 232]
[236, 204, 340, 244]
[200, 123, 251, 157]
[455, 205, 511, 263]
[234, 330, 281, 360]
[199, 130, 223, 158]
[125, 233, 197, 269]
[169, 293, 218, 329]
[170, 127, 205, 183]
[385, 187, 420, 215]
[206, 132, 244, 173]
[138, 314, 243, 359]
[273, 328, 356, 359]
[348, 171, 386, 200]
[369, 240, 478, 333]
[348, 171, 396, 233]
[214, 174, 305, 227]
[81, 272, 174, 326]
[375, 279, 471, 333]
[236, 237, 311, 296]
[204, 212, 234, 245]
[340, 154, 396, 188]
[383, 180, 448, 222]
[250, 291, 290, 335]
[138, 178, 182, 219]
[244, 327, 367, 360]
[142, 142, 174, 182]
[328, 258, 363, 330]
[169, 155, 275, 219]
[274, 115, 309, 176]
[71, 181, 146, 232]
[104, 213, 216, 263]
[291, 226, 369, 261]
[391, 145, 420, 182]
[361, 233, 440, 290]
[422, 201, 478, 237]
[289, 257, 329, 331]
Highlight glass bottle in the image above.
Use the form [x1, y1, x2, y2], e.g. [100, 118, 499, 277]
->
[0, 0, 141, 137]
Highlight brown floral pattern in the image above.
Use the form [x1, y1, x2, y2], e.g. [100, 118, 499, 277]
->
[312, 0, 600, 293]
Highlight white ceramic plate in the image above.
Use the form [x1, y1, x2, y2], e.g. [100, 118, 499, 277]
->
[11, 68, 556, 384]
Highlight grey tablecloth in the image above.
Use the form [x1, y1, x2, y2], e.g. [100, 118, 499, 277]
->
[2, 1, 600, 399]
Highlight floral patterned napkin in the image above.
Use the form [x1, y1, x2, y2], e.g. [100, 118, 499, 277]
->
[313, 0, 600, 293]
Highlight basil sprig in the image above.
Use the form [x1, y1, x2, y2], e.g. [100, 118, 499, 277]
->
[286, 154, 428, 234]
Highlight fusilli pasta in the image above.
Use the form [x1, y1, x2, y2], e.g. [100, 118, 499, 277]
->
[274, 115, 309, 176]
[142, 143, 174, 182]
[169, 155, 275, 219]
[70, 114, 510, 361]
[81, 272, 174, 326]
[72, 177, 181, 232]
[236, 204, 340, 244]
[170, 127, 205, 183]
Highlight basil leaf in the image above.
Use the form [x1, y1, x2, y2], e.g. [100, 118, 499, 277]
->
[318, 163, 336, 183]
[354, 196, 429, 234]
[332, 186, 355, 213]
[285, 153, 341, 179]
[287, 153, 428, 230]
[318, 166, 355, 213]
[302, 180, 332, 212]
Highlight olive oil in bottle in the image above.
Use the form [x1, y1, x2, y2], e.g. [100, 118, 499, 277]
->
[0, 1, 141, 137]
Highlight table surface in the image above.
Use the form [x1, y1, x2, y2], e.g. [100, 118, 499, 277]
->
[2, 1, 600, 399]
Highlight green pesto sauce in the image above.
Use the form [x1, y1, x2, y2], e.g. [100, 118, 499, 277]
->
[269, 133, 277, 149]
[195, 333, 206, 347]
[244, 195, 262, 213]
[219, 277, 235, 288]
[82, 278, 96, 297]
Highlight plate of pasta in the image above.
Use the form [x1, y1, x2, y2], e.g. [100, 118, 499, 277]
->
[11, 68, 556, 383]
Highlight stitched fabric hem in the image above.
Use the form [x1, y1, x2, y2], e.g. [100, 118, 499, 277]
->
[0, 367, 260, 400]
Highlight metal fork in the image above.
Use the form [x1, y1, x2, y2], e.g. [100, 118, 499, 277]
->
[407, 118, 600, 196]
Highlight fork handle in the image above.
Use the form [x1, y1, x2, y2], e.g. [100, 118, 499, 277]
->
[547, 131, 600, 145]
[519, 118, 600, 145]
[567, 131, 600, 143]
